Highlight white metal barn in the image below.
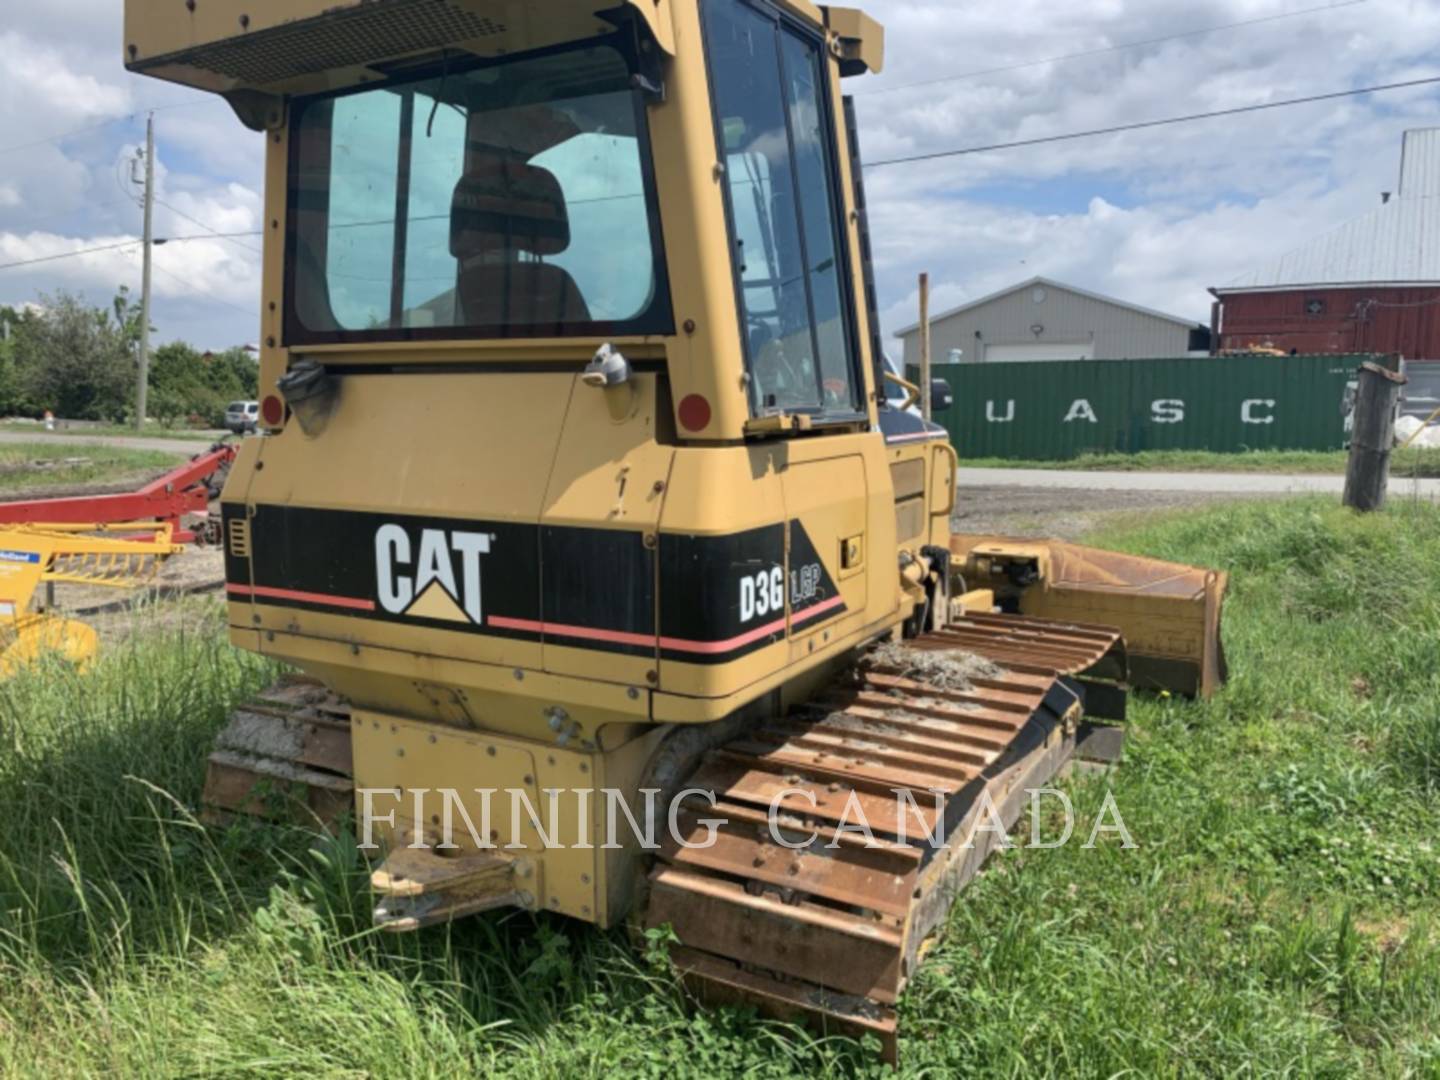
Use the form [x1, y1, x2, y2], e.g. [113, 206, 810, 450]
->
[895, 276, 1205, 367]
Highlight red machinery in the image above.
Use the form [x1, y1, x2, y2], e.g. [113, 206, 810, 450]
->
[0, 444, 235, 544]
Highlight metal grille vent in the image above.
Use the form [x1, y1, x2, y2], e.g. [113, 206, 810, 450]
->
[894, 498, 924, 543]
[167, 0, 507, 86]
[228, 518, 251, 559]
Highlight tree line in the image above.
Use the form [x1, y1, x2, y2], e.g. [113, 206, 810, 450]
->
[0, 289, 258, 428]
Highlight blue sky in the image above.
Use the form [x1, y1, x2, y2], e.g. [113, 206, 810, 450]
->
[1, 0, 1438, 349]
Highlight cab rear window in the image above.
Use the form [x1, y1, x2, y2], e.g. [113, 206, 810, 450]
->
[286, 41, 672, 344]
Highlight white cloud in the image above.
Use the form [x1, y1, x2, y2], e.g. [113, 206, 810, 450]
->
[0, 0, 1438, 351]
[0, 12, 261, 346]
[857, 0, 1440, 337]
[5, 35, 129, 122]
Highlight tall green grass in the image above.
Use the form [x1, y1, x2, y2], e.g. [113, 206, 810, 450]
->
[0, 604, 868, 1076]
[0, 442, 180, 493]
[2, 502, 1439, 1075]
[900, 498, 1440, 1075]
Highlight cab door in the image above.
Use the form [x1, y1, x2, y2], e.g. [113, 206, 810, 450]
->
[703, 0, 874, 652]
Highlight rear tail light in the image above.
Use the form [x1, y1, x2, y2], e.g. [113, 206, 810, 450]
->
[678, 394, 712, 433]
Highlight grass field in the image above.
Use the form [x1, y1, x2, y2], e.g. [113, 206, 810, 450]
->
[0, 442, 185, 494]
[0, 422, 224, 441]
[1, 501, 1438, 1074]
[965, 446, 1440, 477]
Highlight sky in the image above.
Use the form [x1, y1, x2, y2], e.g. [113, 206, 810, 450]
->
[1, 0, 1438, 350]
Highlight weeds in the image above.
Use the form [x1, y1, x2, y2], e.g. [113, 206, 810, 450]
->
[0, 441, 180, 493]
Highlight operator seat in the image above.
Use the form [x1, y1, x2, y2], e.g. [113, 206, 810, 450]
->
[450, 148, 591, 328]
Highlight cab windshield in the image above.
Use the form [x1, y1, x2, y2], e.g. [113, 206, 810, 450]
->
[703, 0, 862, 418]
[286, 41, 672, 343]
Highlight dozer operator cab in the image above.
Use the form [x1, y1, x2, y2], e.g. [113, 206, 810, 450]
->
[124, 0, 954, 730]
[127, 0, 891, 436]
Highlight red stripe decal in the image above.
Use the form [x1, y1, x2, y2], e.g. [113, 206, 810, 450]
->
[488, 616, 655, 649]
[494, 605, 840, 656]
[659, 615, 786, 655]
[229, 588, 844, 655]
[227, 583, 377, 612]
[790, 594, 847, 627]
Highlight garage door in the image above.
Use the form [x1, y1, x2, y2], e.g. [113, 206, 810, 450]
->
[983, 342, 1096, 363]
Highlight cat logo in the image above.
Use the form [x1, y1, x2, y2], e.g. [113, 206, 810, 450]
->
[375, 524, 492, 625]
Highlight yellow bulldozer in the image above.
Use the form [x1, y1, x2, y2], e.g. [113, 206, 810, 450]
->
[124, 0, 1227, 1058]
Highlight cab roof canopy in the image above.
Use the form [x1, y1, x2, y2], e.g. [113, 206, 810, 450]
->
[125, 0, 675, 126]
[124, 0, 881, 128]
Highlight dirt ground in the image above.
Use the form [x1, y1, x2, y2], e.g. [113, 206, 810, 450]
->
[953, 484, 1266, 541]
[46, 543, 225, 614]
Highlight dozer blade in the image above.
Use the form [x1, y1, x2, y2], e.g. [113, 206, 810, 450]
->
[951, 534, 1228, 698]
[644, 618, 1125, 1064]
[200, 677, 354, 828]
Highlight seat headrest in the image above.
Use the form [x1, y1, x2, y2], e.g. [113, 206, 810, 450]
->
[450, 153, 570, 260]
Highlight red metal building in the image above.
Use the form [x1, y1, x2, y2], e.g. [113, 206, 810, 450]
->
[1212, 129, 1440, 362]
[1212, 286, 1440, 358]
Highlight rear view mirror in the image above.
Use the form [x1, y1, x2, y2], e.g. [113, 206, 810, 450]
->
[930, 378, 953, 412]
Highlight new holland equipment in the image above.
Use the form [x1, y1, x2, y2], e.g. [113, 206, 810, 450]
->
[0, 522, 184, 676]
[124, 0, 1226, 1058]
[0, 445, 235, 675]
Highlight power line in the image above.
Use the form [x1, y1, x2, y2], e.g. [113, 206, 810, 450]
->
[0, 118, 131, 158]
[0, 99, 222, 158]
[0, 239, 142, 271]
[12, 69, 1428, 272]
[155, 199, 262, 255]
[0, 231, 262, 272]
[142, 253, 257, 318]
[865, 75, 1440, 168]
[159, 231, 264, 241]
[858, 0, 1370, 97]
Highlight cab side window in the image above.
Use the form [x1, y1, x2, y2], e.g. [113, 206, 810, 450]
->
[703, 0, 861, 417]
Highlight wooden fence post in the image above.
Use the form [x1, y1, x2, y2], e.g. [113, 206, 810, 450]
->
[1343, 361, 1407, 512]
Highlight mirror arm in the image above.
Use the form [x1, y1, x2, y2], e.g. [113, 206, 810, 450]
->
[883, 369, 920, 412]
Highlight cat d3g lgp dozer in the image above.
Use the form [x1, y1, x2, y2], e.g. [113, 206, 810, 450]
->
[125, 0, 1226, 1059]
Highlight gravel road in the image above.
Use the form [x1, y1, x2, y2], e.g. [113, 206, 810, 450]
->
[954, 485, 1270, 541]
[0, 431, 217, 455]
[957, 466, 1440, 497]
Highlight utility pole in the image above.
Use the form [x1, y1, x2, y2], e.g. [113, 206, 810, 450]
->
[919, 272, 932, 421]
[136, 112, 155, 432]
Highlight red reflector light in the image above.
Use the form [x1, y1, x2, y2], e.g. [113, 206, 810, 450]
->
[678, 394, 712, 432]
[260, 395, 285, 427]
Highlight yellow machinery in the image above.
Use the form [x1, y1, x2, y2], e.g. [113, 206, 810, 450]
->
[124, 0, 1226, 1058]
[0, 523, 184, 676]
[951, 536, 1228, 697]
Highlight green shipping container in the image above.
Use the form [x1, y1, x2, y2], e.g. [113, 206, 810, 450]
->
[911, 354, 1392, 461]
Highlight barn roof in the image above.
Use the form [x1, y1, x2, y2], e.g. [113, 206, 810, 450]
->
[1216, 128, 1440, 295]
